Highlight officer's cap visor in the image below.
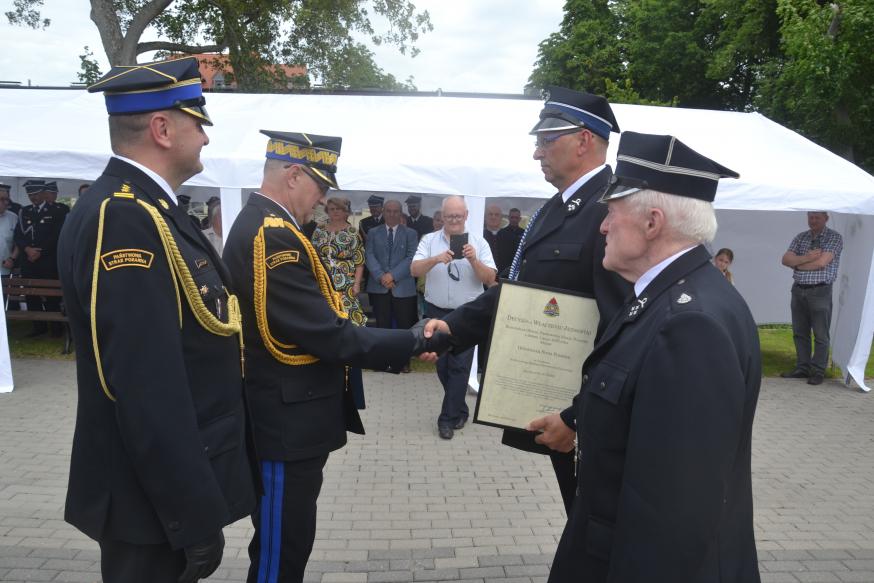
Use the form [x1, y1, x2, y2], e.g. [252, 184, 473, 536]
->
[529, 113, 583, 135]
[600, 176, 649, 203]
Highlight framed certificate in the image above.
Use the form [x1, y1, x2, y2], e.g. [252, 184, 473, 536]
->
[473, 280, 599, 431]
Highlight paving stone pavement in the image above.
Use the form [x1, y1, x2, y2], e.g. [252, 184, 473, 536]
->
[1, 359, 873, 582]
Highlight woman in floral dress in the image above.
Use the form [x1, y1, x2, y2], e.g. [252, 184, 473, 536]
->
[312, 197, 368, 407]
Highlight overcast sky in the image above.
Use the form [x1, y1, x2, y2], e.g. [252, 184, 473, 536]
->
[0, 0, 565, 93]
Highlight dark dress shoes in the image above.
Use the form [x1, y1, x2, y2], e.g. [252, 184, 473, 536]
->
[438, 426, 453, 440]
[780, 369, 809, 379]
[807, 373, 825, 385]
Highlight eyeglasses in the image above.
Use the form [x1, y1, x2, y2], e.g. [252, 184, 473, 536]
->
[447, 262, 460, 281]
[533, 128, 584, 149]
[443, 214, 465, 222]
[286, 163, 330, 195]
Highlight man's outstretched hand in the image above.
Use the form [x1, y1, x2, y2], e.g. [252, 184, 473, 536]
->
[410, 319, 452, 361]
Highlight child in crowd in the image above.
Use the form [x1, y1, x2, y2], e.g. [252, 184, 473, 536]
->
[714, 247, 735, 284]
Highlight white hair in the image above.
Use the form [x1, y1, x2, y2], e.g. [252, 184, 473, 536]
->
[625, 189, 717, 244]
[442, 195, 467, 213]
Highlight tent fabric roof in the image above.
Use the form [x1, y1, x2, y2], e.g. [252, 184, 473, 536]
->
[2, 89, 873, 213]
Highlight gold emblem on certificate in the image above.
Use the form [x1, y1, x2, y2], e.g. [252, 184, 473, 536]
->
[474, 281, 600, 431]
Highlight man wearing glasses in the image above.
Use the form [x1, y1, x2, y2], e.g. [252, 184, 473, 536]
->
[412, 196, 497, 439]
[223, 131, 449, 582]
[424, 87, 631, 508]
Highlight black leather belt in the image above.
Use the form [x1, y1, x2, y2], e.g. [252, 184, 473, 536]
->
[794, 282, 831, 289]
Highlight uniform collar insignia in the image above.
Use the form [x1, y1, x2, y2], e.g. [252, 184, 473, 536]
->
[566, 197, 582, 212]
[199, 284, 209, 297]
[677, 293, 693, 304]
[195, 258, 209, 269]
[158, 199, 170, 210]
[628, 296, 648, 318]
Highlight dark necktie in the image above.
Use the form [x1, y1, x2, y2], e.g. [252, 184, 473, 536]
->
[387, 227, 394, 250]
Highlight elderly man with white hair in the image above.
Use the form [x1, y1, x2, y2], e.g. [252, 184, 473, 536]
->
[544, 132, 762, 583]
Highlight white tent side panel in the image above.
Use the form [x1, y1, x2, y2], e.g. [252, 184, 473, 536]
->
[1, 89, 873, 390]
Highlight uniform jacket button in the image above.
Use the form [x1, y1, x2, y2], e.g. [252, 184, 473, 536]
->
[168, 521, 180, 531]
[599, 381, 606, 390]
[203, 445, 209, 453]
[582, 374, 589, 384]
[553, 248, 560, 255]
[521, 259, 527, 264]
[306, 390, 314, 397]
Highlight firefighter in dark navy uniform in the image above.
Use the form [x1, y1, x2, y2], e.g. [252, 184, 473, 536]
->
[547, 132, 761, 583]
[57, 57, 258, 583]
[424, 87, 632, 512]
[14, 179, 66, 334]
[222, 130, 450, 583]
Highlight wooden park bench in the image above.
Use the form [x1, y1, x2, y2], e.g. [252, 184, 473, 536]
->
[2, 277, 72, 354]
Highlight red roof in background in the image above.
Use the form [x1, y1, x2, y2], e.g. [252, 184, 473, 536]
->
[191, 54, 306, 89]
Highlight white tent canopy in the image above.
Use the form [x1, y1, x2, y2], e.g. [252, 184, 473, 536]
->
[1, 89, 872, 391]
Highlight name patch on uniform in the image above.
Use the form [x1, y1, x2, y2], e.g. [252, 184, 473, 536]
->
[100, 248, 155, 271]
[265, 250, 300, 269]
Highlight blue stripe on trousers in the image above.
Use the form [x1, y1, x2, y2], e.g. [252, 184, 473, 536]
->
[257, 461, 285, 583]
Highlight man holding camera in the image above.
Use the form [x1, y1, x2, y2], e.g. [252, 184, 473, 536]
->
[411, 195, 497, 439]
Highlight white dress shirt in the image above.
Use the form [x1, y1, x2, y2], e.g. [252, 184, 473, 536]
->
[414, 228, 496, 310]
[634, 246, 697, 297]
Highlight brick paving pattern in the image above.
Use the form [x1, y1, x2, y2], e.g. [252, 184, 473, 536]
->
[0, 359, 872, 582]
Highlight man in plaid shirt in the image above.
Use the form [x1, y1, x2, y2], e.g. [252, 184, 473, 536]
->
[780, 211, 843, 385]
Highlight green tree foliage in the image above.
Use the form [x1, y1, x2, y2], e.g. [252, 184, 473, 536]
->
[528, 0, 874, 172]
[757, 1, 874, 170]
[77, 46, 104, 85]
[6, 0, 431, 92]
[526, 0, 623, 97]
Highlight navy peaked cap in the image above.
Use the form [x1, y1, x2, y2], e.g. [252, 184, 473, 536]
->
[602, 131, 739, 203]
[530, 86, 619, 140]
[261, 130, 342, 190]
[23, 179, 57, 194]
[88, 57, 211, 126]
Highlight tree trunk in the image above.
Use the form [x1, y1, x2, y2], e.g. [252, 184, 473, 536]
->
[89, 0, 174, 65]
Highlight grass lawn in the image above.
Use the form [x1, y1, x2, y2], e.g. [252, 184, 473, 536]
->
[6, 321, 873, 380]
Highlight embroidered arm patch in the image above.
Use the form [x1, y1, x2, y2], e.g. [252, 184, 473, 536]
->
[266, 250, 300, 269]
[100, 248, 155, 271]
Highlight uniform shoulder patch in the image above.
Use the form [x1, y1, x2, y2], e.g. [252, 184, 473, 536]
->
[100, 248, 154, 271]
[266, 250, 300, 269]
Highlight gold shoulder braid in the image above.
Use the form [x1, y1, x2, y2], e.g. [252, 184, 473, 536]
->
[253, 216, 347, 366]
[91, 191, 244, 401]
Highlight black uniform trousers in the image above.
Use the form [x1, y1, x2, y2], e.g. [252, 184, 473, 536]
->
[369, 292, 418, 330]
[248, 454, 329, 583]
[99, 539, 186, 583]
[22, 256, 61, 331]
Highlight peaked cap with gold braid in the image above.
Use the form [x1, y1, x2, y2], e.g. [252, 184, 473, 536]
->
[261, 130, 342, 189]
[88, 57, 212, 126]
